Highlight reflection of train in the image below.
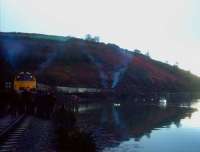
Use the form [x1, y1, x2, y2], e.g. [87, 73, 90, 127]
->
[14, 72, 36, 91]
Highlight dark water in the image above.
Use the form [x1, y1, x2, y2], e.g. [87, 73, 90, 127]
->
[78, 98, 200, 152]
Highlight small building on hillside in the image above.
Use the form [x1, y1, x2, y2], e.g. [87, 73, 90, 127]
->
[14, 72, 36, 91]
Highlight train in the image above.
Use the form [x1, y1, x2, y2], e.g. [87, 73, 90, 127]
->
[14, 72, 36, 92]
[12, 72, 102, 94]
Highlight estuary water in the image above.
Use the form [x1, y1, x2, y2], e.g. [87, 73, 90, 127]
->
[78, 98, 200, 152]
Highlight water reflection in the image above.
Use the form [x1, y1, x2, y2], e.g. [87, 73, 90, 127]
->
[181, 100, 200, 128]
[78, 98, 200, 152]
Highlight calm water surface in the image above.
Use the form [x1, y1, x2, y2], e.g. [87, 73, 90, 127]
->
[78, 99, 200, 152]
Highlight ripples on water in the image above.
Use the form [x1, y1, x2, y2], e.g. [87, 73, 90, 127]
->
[78, 98, 200, 152]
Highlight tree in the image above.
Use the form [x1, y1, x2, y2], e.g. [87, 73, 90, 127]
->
[85, 34, 92, 41]
[145, 51, 151, 58]
[175, 62, 179, 67]
[85, 34, 100, 42]
[134, 49, 141, 54]
[93, 36, 100, 42]
[173, 62, 179, 69]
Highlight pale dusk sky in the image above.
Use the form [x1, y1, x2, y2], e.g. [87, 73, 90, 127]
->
[1, 0, 200, 75]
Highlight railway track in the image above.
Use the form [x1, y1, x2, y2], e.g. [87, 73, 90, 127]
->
[0, 116, 17, 133]
[0, 115, 31, 152]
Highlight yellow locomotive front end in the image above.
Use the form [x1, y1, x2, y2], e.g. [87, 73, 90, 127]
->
[14, 72, 36, 92]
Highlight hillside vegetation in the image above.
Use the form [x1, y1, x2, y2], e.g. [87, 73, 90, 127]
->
[1, 32, 200, 95]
